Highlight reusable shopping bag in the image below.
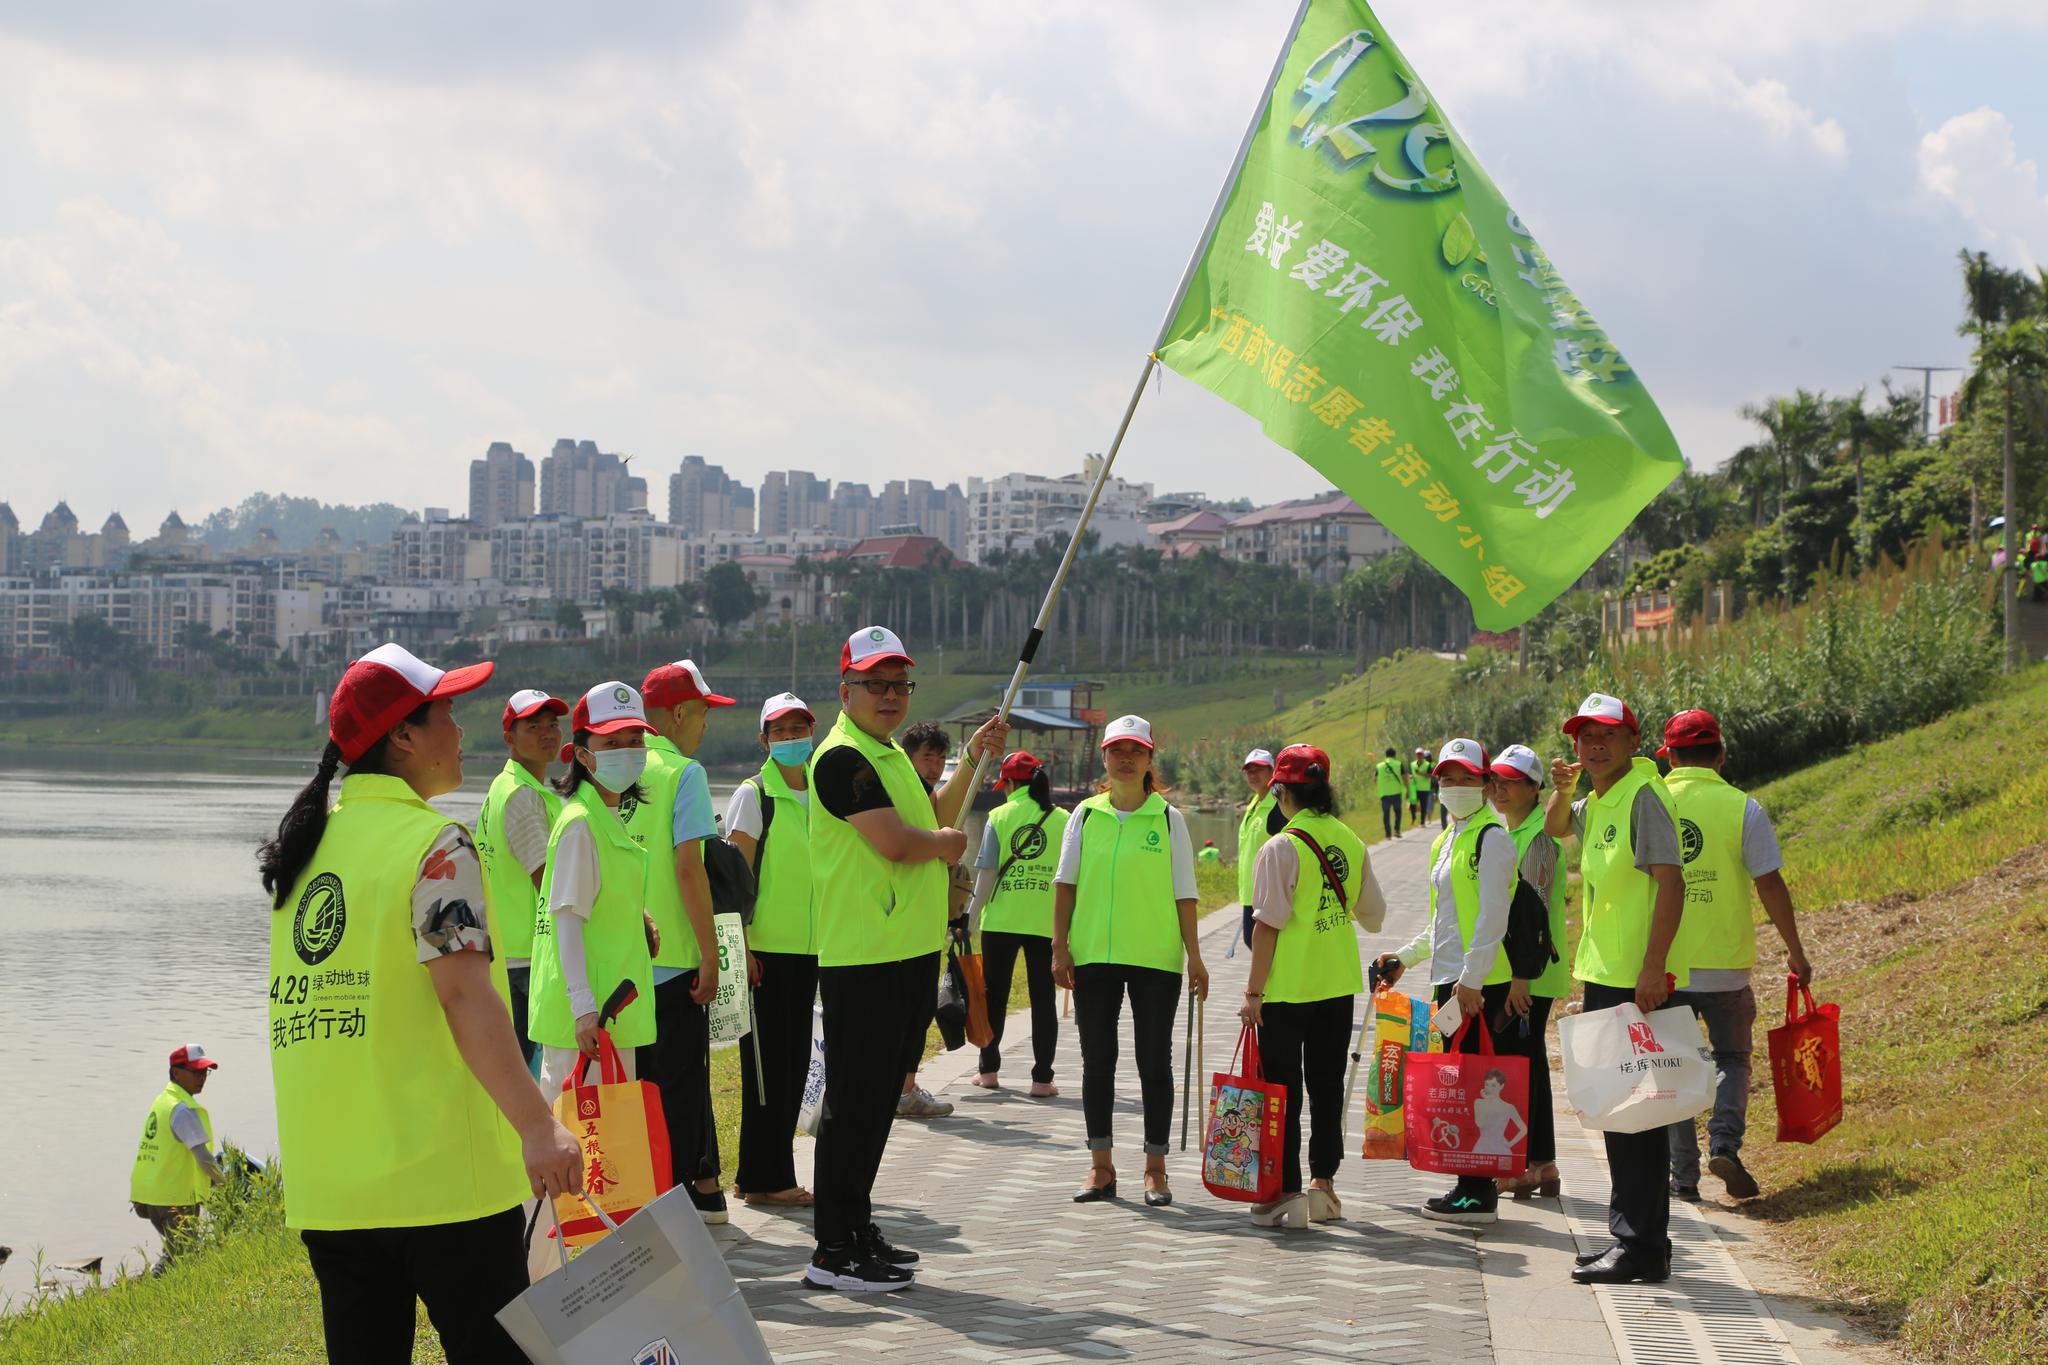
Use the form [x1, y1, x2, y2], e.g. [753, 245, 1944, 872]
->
[796, 1002, 827, 1137]
[499, 1187, 772, 1365]
[705, 912, 751, 1045]
[550, 1031, 672, 1247]
[1559, 1000, 1714, 1134]
[935, 936, 993, 1050]
[1203, 1025, 1287, 1203]
[1402, 1018, 1529, 1179]
[959, 946, 994, 1049]
[1361, 988, 1436, 1159]
[1767, 977, 1843, 1143]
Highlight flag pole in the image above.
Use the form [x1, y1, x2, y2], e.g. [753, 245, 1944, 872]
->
[960, 0, 1312, 797]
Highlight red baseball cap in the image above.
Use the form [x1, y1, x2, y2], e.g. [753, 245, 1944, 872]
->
[1657, 709, 1722, 757]
[559, 681, 656, 762]
[1000, 750, 1044, 782]
[1562, 692, 1639, 737]
[169, 1043, 219, 1072]
[1433, 737, 1489, 777]
[842, 625, 915, 674]
[642, 659, 735, 710]
[328, 643, 494, 765]
[1272, 743, 1331, 784]
[502, 688, 568, 731]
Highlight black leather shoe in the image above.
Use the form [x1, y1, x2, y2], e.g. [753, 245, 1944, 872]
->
[1571, 1245, 1671, 1285]
[1144, 1187, 1173, 1207]
[1072, 1180, 1117, 1203]
[1574, 1241, 1619, 1267]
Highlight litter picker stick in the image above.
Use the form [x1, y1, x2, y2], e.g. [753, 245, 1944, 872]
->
[747, 983, 767, 1107]
[1342, 960, 1387, 1143]
[1180, 996, 1195, 1151]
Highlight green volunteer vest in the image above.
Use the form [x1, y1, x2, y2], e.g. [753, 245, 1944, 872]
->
[474, 759, 561, 962]
[745, 761, 817, 955]
[624, 735, 702, 971]
[982, 788, 1068, 938]
[1374, 759, 1405, 797]
[1069, 792, 1184, 974]
[1426, 806, 1511, 986]
[267, 774, 527, 1231]
[2033, 559, 2048, 584]
[1235, 789, 1277, 905]
[528, 783, 657, 1048]
[130, 1082, 212, 1206]
[1507, 806, 1572, 997]
[1664, 766, 1757, 972]
[808, 711, 948, 968]
[1263, 810, 1367, 1004]
[1574, 757, 1689, 990]
[1408, 759, 1429, 797]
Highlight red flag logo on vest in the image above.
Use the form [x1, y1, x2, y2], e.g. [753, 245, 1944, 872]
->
[1626, 1021, 1664, 1056]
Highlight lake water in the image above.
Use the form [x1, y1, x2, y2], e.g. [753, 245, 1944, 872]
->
[0, 747, 1241, 1305]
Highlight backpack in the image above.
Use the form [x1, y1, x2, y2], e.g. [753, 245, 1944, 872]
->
[702, 835, 758, 926]
[1480, 824, 1558, 980]
[742, 777, 777, 877]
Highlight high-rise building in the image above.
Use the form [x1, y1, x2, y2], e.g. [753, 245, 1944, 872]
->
[468, 442, 535, 528]
[539, 439, 636, 519]
[828, 482, 874, 541]
[877, 479, 968, 554]
[668, 456, 755, 535]
[758, 470, 831, 536]
[964, 462, 1146, 564]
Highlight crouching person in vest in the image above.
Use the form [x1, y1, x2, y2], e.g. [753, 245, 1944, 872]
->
[257, 643, 582, 1365]
[1545, 693, 1686, 1286]
[804, 626, 1006, 1291]
[1053, 715, 1210, 1209]
[131, 1043, 225, 1273]
[1239, 745, 1383, 1229]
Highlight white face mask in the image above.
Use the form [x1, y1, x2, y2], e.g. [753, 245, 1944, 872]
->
[584, 746, 649, 793]
[1438, 785, 1486, 820]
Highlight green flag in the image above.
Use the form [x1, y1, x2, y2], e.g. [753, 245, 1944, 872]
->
[1156, 0, 1683, 629]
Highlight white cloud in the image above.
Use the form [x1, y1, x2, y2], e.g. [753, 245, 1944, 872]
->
[1918, 106, 2048, 270]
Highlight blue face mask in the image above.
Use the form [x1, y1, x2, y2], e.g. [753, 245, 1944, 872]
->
[768, 737, 814, 767]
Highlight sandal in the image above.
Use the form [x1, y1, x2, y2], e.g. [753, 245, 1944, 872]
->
[738, 1186, 815, 1207]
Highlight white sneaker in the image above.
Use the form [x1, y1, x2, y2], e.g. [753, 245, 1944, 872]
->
[897, 1085, 954, 1119]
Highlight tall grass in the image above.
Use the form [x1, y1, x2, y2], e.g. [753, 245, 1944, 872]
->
[1385, 540, 1997, 785]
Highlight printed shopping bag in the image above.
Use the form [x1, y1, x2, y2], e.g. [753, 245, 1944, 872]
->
[550, 1031, 672, 1246]
[1768, 977, 1843, 1144]
[1362, 988, 1436, 1159]
[796, 1002, 827, 1137]
[1402, 1019, 1529, 1179]
[1202, 1025, 1287, 1203]
[706, 912, 751, 1045]
[1559, 1000, 1714, 1134]
[499, 1186, 773, 1365]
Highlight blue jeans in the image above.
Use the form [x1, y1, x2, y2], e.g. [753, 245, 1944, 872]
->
[1666, 985, 1756, 1184]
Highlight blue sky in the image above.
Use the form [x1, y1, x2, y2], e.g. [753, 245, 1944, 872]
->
[1, 1, 2044, 528]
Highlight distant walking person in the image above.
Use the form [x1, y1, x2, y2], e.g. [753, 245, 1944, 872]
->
[965, 750, 1070, 1096]
[257, 643, 582, 1364]
[1054, 715, 1210, 1208]
[131, 1044, 226, 1272]
[1410, 748, 1434, 826]
[473, 688, 568, 1076]
[1658, 710, 1814, 1203]
[1374, 748, 1406, 839]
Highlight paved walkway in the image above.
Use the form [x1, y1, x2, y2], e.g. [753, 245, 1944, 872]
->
[711, 825, 1871, 1365]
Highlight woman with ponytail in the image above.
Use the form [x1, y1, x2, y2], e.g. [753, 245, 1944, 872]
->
[256, 642, 582, 1364]
[965, 751, 1069, 1096]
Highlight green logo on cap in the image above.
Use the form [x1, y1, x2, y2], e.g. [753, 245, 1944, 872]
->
[869, 629, 886, 642]
[613, 686, 630, 705]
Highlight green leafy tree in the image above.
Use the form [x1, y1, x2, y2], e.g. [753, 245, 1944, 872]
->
[703, 560, 761, 636]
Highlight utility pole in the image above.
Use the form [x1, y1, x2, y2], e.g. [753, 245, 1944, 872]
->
[1892, 365, 1964, 441]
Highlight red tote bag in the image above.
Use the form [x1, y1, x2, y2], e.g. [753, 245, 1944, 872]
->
[1767, 977, 1843, 1144]
[1203, 1025, 1288, 1203]
[1402, 1018, 1530, 1180]
[550, 1030, 673, 1246]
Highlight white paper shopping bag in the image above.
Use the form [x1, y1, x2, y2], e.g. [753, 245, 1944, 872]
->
[1559, 1001, 1714, 1134]
[497, 1186, 772, 1365]
[796, 1001, 827, 1137]
[706, 913, 751, 1045]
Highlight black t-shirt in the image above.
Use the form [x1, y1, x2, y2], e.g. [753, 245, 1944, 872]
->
[814, 745, 894, 820]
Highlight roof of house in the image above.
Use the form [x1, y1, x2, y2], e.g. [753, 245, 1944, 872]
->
[1227, 492, 1371, 527]
[1147, 509, 1231, 536]
[838, 534, 955, 569]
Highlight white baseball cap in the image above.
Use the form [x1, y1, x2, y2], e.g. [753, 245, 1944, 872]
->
[1101, 714, 1155, 750]
[1241, 747, 1275, 770]
[841, 625, 915, 674]
[559, 681, 655, 762]
[1490, 744, 1544, 786]
[1433, 737, 1489, 776]
[1562, 692, 1639, 736]
[759, 691, 815, 731]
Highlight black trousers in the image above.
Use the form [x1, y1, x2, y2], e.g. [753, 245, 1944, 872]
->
[1073, 962, 1181, 1155]
[979, 931, 1057, 1084]
[1258, 994, 1353, 1192]
[1433, 981, 1549, 1191]
[637, 970, 719, 1188]
[815, 952, 939, 1248]
[1379, 794, 1403, 838]
[505, 964, 538, 1073]
[737, 950, 819, 1195]
[300, 1206, 528, 1365]
[1583, 982, 1673, 1259]
[1524, 994, 1557, 1166]
[1416, 788, 1434, 823]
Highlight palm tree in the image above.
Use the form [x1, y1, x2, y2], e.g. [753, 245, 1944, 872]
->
[1964, 315, 2048, 669]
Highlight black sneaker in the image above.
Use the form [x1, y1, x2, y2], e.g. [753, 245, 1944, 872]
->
[859, 1222, 918, 1266]
[689, 1185, 729, 1225]
[1709, 1152, 1760, 1200]
[1419, 1188, 1497, 1225]
[803, 1242, 914, 1292]
[1670, 1179, 1701, 1202]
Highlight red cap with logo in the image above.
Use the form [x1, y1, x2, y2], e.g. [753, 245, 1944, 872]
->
[169, 1043, 219, 1072]
[1000, 750, 1044, 782]
[642, 659, 735, 710]
[1656, 708, 1722, 757]
[1562, 692, 1639, 738]
[1433, 737, 1489, 777]
[502, 688, 568, 731]
[328, 643, 494, 765]
[1272, 743, 1331, 784]
[842, 625, 915, 674]
[559, 681, 657, 762]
